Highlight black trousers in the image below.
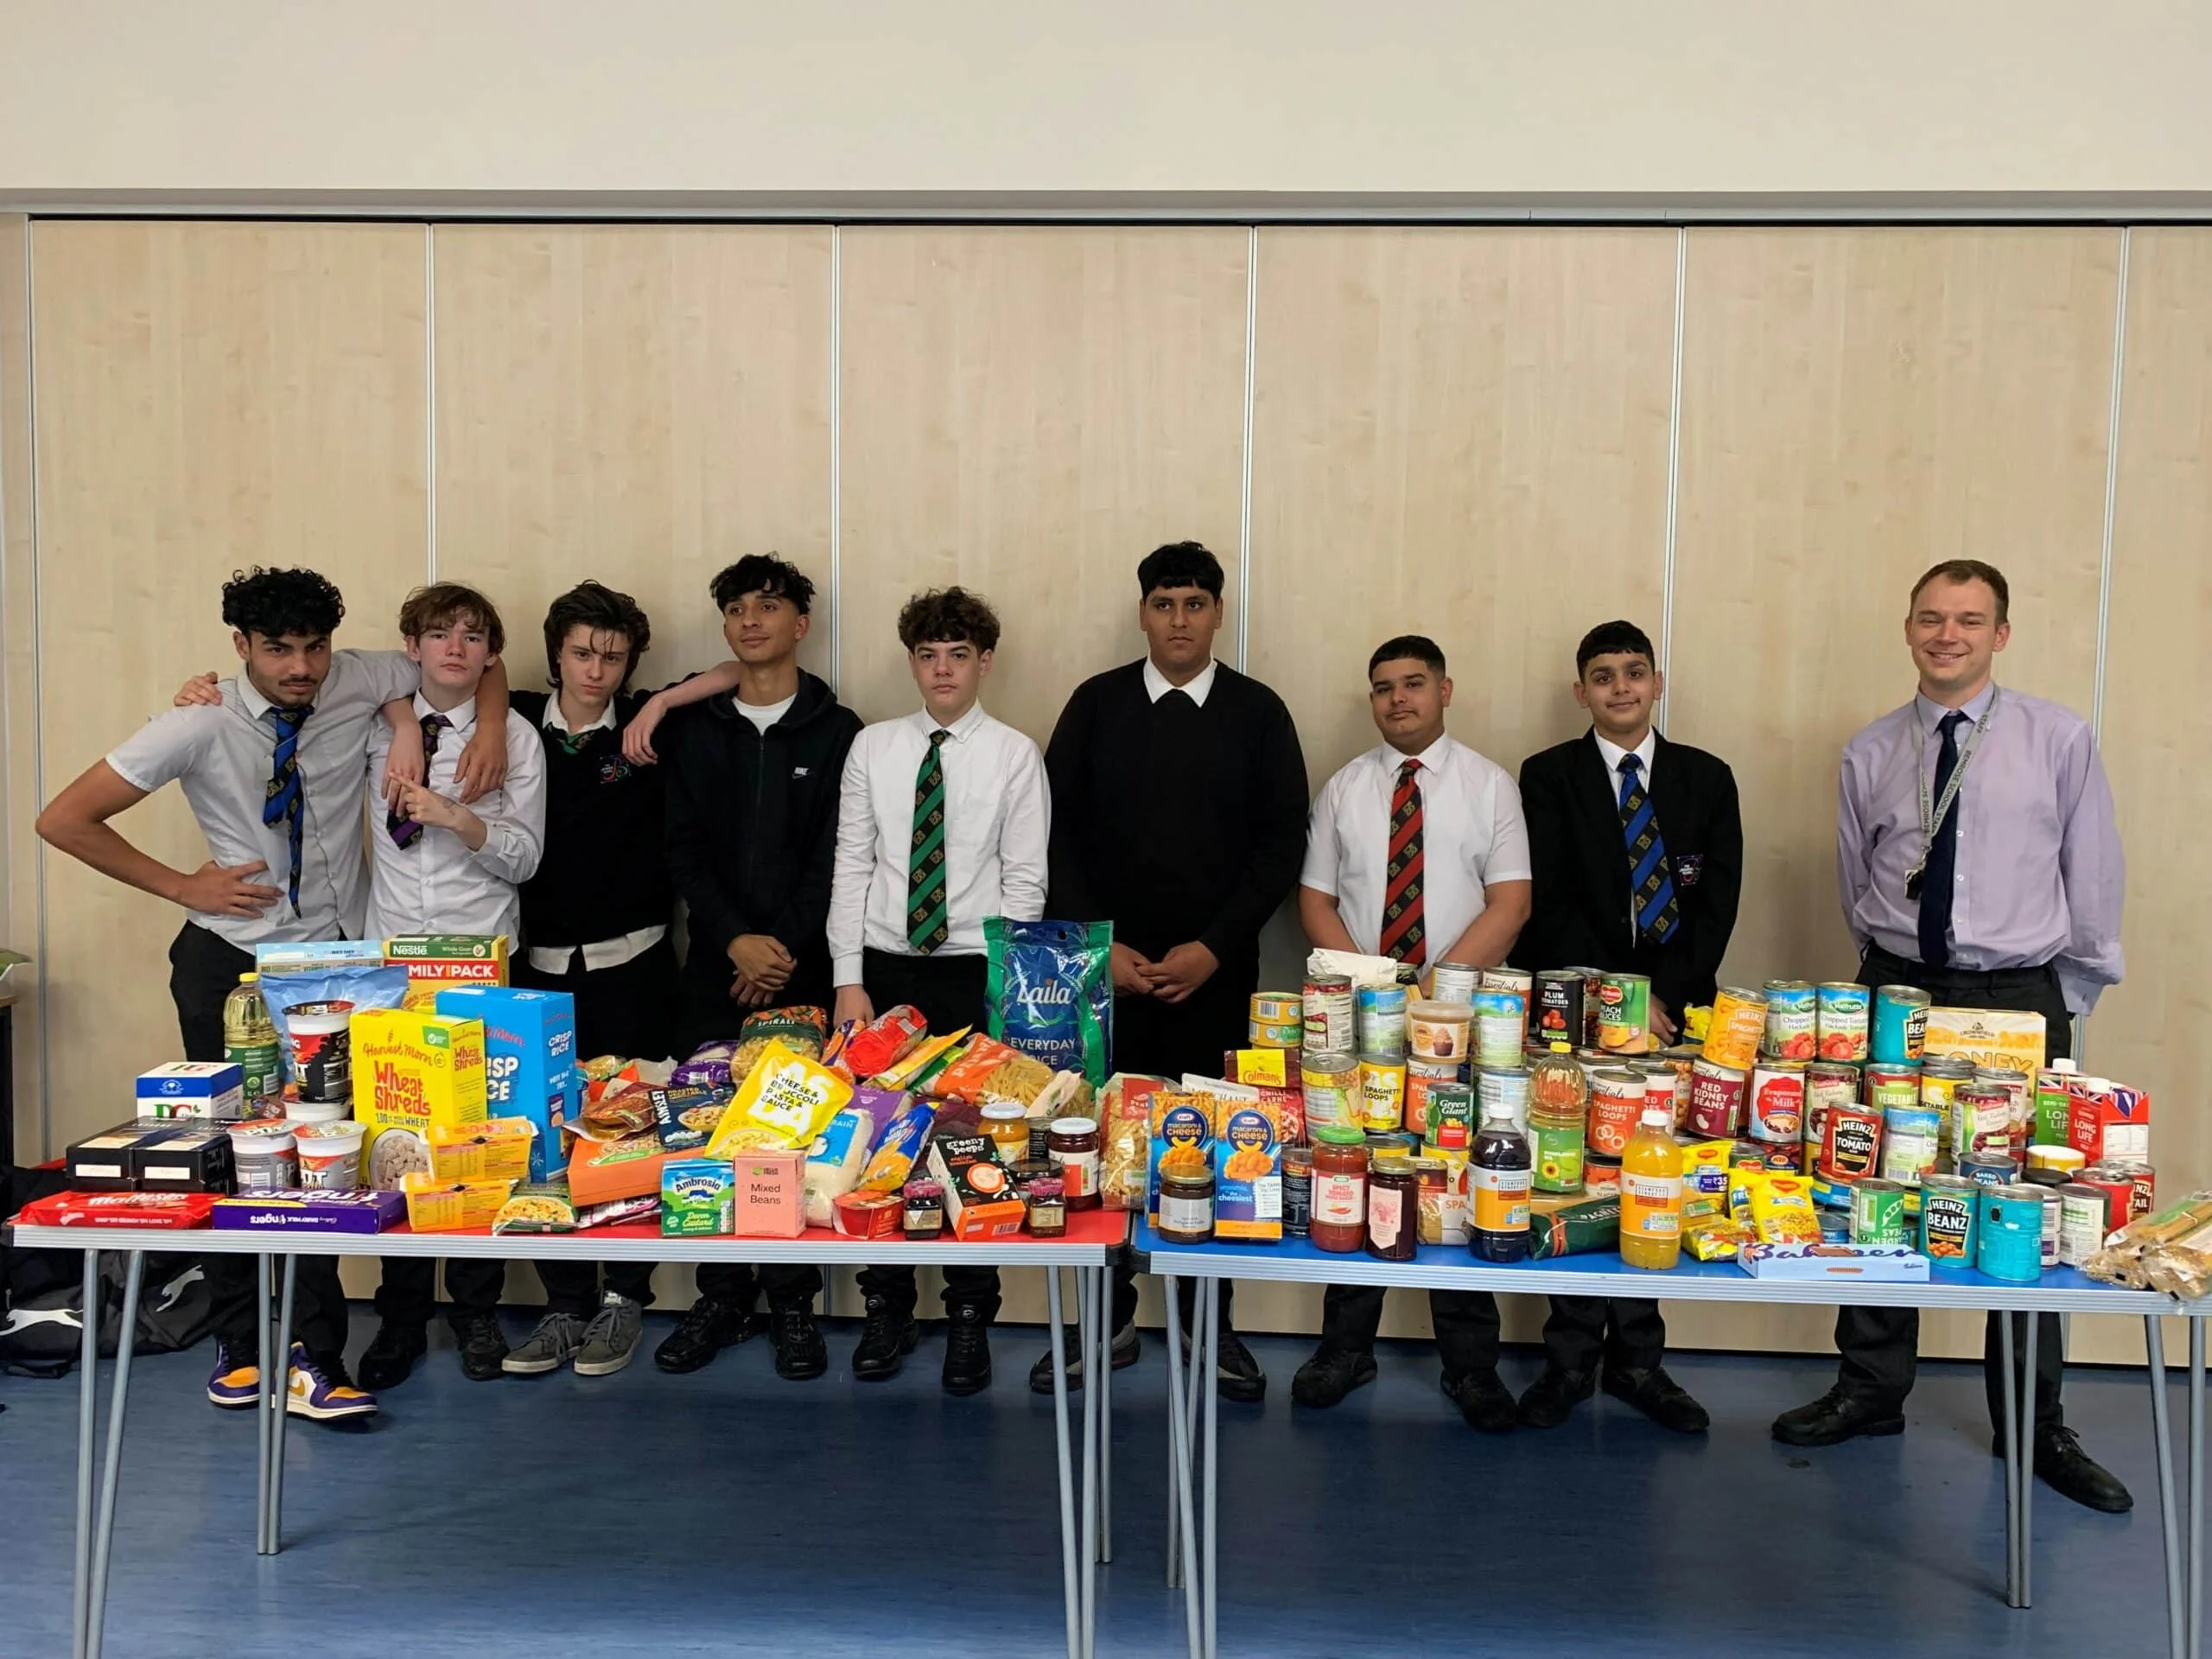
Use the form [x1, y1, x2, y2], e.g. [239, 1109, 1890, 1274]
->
[517, 939, 677, 1316]
[171, 924, 350, 1363]
[851, 948, 1000, 1319]
[1541, 1296, 1668, 1377]
[1835, 945, 2070, 1431]
[1319, 1284, 1502, 1379]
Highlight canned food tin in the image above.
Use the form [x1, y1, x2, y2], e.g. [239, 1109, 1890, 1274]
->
[1249, 992, 1305, 1047]
[1918, 1173, 1979, 1262]
[1815, 982, 1872, 1062]
[1821, 1103, 1885, 1181]
[1428, 962, 1479, 1005]
[1403, 1058, 1460, 1141]
[1476, 1065, 1533, 1133]
[1872, 985, 1932, 1065]
[1703, 986, 1769, 1071]
[1565, 968, 1607, 1048]
[1686, 1058, 1748, 1138]
[1282, 1145, 1313, 1236]
[1804, 1063, 1859, 1155]
[1747, 1061, 1807, 1144]
[1581, 1154, 1623, 1197]
[2038, 1187, 2063, 1270]
[1879, 1105, 1942, 1186]
[1300, 1051, 1361, 1132]
[1851, 1178, 1909, 1246]
[1762, 981, 1819, 1061]
[1358, 1054, 1408, 1133]
[1961, 1159, 2020, 1188]
[1596, 973, 1651, 1056]
[1586, 1068, 1648, 1159]
[1355, 985, 1408, 1060]
[2057, 1183, 2112, 1267]
[1532, 969, 1586, 1052]
[2085, 1161, 2156, 1224]
[1479, 967, 1533, 1032]
[1408, 1000, 1474, 1065]
[1303, 974, 1356, 1055]
[1974, 1065, 2033, 1139]
[1421, 1078, 1474, 1151]
[1920, 1057, 1974, 1147]
[1978, 1185, 2047, 1282]
[1951, 1083, 2015, 1166]
[2026, 1143, 2086, 1179]
[1471, 990, 1525, 1070]
[1864, 1063, 1923, 1115]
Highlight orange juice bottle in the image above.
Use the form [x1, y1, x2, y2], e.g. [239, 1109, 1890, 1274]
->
[1619, 1106, 1683, 1270]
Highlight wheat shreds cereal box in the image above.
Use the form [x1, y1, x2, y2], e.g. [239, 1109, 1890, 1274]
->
[352, 1010, 487, 1190]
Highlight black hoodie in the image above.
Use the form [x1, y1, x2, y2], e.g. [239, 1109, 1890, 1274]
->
[661, 670, 862, 999]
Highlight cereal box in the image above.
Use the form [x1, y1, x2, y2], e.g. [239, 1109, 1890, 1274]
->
[385, 934, 509, 1011]
[1213, 1096, 1283, 1242]
[661, 1158, 736, 1236]
[435, 986, 577, 1181]
[1922, 1006, 2046, 1076]
[351, 1009, 488, 1190]
[1147, 1090, 1217, 1221]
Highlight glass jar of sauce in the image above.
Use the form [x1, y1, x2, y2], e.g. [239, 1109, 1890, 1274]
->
[1310, 1125, 1370, 1254]
[1158, 1170, 1216, 1244]
[1026, 1176, 1068, 1237]
[981, 1103, 1031, 1165]
[1048, 1116, 1102, 1211]
[1367, 1156, 1419, 1262]
[902, 1179, 944, 1241]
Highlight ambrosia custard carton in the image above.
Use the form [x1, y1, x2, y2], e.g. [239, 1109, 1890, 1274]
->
[351, 1009, 487, 1190]
[385, 935, 509, 1011]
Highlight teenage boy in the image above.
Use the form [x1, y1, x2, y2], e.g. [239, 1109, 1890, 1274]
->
[355, 584, 547, 1391]
[38, 568, 506, 1422]
[1293, 637, 1532, 1431]
[652, 556, 861, 1380]
[832, 588, 1050, 1395]
[1774, 560, 2130, 1515]
[501, 581, 745, 1378]
[1511, 619, 1738, 1435]
[1030, 540, 1308, 1402]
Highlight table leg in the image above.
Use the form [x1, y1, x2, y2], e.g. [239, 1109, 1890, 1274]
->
[1046, 1265, 1081, 1659]
[1080, 1266, 1098, 1659]
[1203, 1278, 1219, 1659]
[255, 1253, 273, 1555]
[2190, 1319, 2204, 1659]
[2019, 1312, 2037, 1609]
[1163, 1276, 1203, 1659]
[270, 1255, 298, 1553]
[2151, 1315, 2187, 1659]
[72, 1249, 100, 1659]
[1098, 1262, 1113, 1567]
[84, 1251, 143, 1659]
[2000, 1311, 2022, 1608]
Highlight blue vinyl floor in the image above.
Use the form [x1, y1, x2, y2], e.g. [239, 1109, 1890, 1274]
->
[0, 1307, 2184, 1657]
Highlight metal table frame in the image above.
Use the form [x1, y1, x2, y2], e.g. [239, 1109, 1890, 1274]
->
[1141, 1224, 2209, 1659]
[13, 1219, 1124, 1659]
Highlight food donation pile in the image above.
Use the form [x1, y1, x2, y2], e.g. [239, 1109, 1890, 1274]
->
[22, 922, 1122, 1248]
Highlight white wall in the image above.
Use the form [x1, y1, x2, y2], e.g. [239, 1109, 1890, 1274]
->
[3, 1, 2209, 202]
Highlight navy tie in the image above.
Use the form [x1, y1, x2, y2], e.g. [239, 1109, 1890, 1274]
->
[1917, 710, 1969, 968]
[387, 714, 452, 849]
[261, 705, 311, 915]
[1618, 754, 1678, 944]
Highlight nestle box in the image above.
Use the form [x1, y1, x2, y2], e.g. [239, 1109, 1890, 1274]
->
[131, 1123, 237, 1194]
[213, 1189, 407, 1235]
[135, 1061, 246, 1122]
[436, 987, 578, 1181]
[67, 1123, 168, 1191]
[927, 1134, 1027, 1240]
[385, 934, 509, 1011]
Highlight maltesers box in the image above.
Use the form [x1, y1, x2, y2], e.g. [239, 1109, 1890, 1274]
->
[435, 986, 577, 1182]
[135, 1061, 246, 1122]
[1737, 1243, 1931, 1282]
[729, 1149, 805, 1238]
[2069, 1080, 2151, 1166]
[926, 1134, 1027, 1240]
[213, 1189, 408, 1235]
[385, 934, 509, 1011]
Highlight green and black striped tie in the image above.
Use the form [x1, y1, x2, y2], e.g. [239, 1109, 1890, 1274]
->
[906, 728, 951, 953]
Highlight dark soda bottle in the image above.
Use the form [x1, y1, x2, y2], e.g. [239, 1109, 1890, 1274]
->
[1470, 1100, 1532, 1262]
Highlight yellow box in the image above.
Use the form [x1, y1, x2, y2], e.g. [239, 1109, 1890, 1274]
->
[428, 1117, 536, 1184]
[1923, 1006, 2046, 1076]
[352, 1009, 488, 1190]
[401, 1173, 515, 1232]
[384, 935, 509, 1011]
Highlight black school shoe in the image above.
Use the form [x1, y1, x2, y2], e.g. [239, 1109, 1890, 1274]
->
[652, 1296, 766, 1375]
[1990, 1425, 2133, 1513]
[1028, 1321, 1142, 1394]
[1604, 1365, 1711, 1434]
[1181, 1326, 1267, 1403]
[769, 1302, 828, 1382]
[1770, 1385, 1906, 1446]
[852, 1294, 920, 1381]
[1290, 1345, 1377, 1408]
[942, 1306, 994, 1395]
[1441, 1369, 1517, 1433]
[1516, 1365, 1595, 1429]
[453, 1313, 509, 1382]
[357, 1319, 427, 1393]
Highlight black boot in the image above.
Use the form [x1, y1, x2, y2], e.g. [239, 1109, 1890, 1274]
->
[769, 1301, 828, 1382]
[358, 1319, 427, 1392]
[942, 1305, 993, 1396]
[852, 1294, 919, 1381]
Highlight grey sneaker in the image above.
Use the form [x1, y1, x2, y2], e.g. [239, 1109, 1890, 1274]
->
[575, 1292, 645, 1377]
[503, 1312, 588, 1376]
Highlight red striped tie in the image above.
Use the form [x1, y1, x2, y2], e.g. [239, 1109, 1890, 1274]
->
[1378, 758, 1427, 965]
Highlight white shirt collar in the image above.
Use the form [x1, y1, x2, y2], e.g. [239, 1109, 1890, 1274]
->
[910, 701, 990, 743]
[1593, 728, 1657, 777]
[1380, 732, 1454, 776]
[412, 691, 479, 734]
[1142, 657, 1217, 708]
[1914, 681, 1996, 734]
[541, 695, 617, 736]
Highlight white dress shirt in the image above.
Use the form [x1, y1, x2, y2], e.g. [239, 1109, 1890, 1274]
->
[830, 702, 1051, 983]
[1301, 733, 1533, 957]
[105, 649, 421, 948]
[1142, 658, 1218, 708]
[524, 695, 667, 976]
[366, 692, 547, 947]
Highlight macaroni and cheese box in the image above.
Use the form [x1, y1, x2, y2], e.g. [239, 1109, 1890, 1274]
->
[351, 1009, 488, 1190]
[435, 986, 578, 1181]
[135, 1061, 246, 1122]
[1212, 1097, 1283, 1241]
[1147, 1090, 1217, 1221]
[662, 1158, 737, 1236]
[385, 935, 509, 1011]
[926, 1134, 1027, 1240]
[730, 1149, 806, 1238]
[1922, 1007, 2046, 1076]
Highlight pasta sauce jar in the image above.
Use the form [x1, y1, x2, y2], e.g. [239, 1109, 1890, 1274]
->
[1048, 1117, 1102, 1211]
[1158, 1170, 1216, 1244]
[1310, 1126, 1370, 1254]
[1366, 1157, 1419, 1262]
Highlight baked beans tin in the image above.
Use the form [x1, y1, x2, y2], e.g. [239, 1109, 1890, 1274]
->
[1762, 981, 1818, 1062]
[1532, 969, 1586, 1052]
[1821, 1103, 1885, 1181]
[1586, 1068, 1647, 1159]
[1747, 1061, 1807, 1144]
[1851, 1179, 1910, 1247]
[1704, 987, 1768, 1071]
[1918, 1173, 1979, 1262]
[1596, 973, 1651, 1056]
[1428, 962, 1479, 1005]
[1686, 1058, 1747, 1138]
[1879, 1105, 1942, 1187]
[1961, 1159, 2019, 1189]
[2057, 1182, 2113, 1267]
[1872, 984, 1932, 1065]
[1815, 982, 1871, 1062]
[1302, 974, 1355, 1054]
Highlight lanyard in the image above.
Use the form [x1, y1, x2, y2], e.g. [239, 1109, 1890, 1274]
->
[1906, 684, 1999, 880]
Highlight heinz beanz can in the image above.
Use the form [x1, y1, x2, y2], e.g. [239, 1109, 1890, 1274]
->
[1762, 981, 1819, 1062]
[1919, 1173, 1979, 1262]
[1872, 985, 1932, 1065]
[1596, 973, 1651, 1056]
[1977, 1186, 2045, 1282]
[1851, 1179, 1909, 1247]
[1304, 973, 1355, 1055]
[1532, 969, 1586, 1052]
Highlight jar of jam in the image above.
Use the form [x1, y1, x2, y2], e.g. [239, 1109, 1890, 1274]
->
[1367, 1156, 1419, 1262]
[1026, 1176, 1068, 1237]
[1282, 1144, 1314, 1237]
[1310, 1125, 1370, 1254]
[1158, 1169, 1216, 1244]
[1410, 1156, 1450, 1246]
[1048, 1116, 1102, 1211]
[981, 1103, 1032, 1164]
[902, 1179, 945, 1241]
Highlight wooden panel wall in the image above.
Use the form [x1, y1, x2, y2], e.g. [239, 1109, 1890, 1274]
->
[30, 222, 429, 1148]
[836, 227, 1251, 740]
[431, 226, 834, 694]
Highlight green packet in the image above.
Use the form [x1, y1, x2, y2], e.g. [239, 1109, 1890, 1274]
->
[490, 1180, 576, 1235]
[1527, 1196, 1619, 1260]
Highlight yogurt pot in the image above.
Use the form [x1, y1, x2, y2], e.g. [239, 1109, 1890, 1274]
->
[293, 1120, 366, 1190]
[226, 1121, 298, 1190]
[283, 1097, 352, 1128]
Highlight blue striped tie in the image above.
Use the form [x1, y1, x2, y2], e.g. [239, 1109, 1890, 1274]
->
[261, 704, 311, 916]
[1618, 753, 1679, 944]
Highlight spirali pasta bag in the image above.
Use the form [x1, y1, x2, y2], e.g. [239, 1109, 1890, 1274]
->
[985, 918, 1113, 1087]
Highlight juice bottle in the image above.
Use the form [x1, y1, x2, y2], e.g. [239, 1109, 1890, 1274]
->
[1469, 1099, 1532, 1262]
[1527, 1051, 1587, 1194]
[222, 971, 282, 1112]
[1619, 1106, 1683, 1270]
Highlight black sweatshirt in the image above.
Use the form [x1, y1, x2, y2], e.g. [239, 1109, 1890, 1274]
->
[512, 688, 671, 950]
[660, 671, 861, 991]
[1043, 660, 1310, 971]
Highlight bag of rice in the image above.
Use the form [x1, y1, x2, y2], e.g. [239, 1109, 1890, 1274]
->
[985, 918, 1112, 1087]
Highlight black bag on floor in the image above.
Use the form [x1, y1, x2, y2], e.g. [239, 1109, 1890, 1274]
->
[2, 1185, 215, 1378]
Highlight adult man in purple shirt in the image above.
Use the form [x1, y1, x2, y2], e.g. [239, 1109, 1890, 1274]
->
[1772, 558, 2130, 1515]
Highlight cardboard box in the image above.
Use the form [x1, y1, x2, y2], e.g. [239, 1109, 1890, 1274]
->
[1922, 1007, 2046, 1076]
[401, 1173, 516, 1233]
[131, 1123, 237, 1193]
[350, 1009, 488, 1190]
[661, 1158, 736, 1236]
[385, 934, 508, 1011]
[435, 986, 577, 1182]
[428, 1117, 537, 1183]
[252, 939, 385, 974]
[1212, 1097, 1283, 1242]
[1147, 1090, 1216, 1221]
[566, 1129, 670, 1206]
[729, 1149, 806, 1237]
[213, 1188, 408, 1234]
[66, 1123, 168, 1191]
[652, 1086, 728, 1155]
[1737, 1243, 1931, 1281]
[135, 1061, 246, 1122]
[926, 1135, 1027, 1240]
[2069, 1081, 2151, 1165]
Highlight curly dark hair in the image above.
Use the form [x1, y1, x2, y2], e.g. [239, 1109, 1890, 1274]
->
[220, 568, 346, 641]
[398, 583, 505, 657]
[897, 587, 1001, 654]
[543, 582, 652, 690]
[710, 554, 816, 615]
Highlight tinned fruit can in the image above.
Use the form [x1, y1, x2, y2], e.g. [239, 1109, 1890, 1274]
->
[1300, 1051, 1360, 1132]
[1761, 980, 1819, 1061]
[1685, 1058, 1748, 1138]
[1303, 974, 1355, 1055]
[1815, 982, 1871, 1062]
[1850, 1178, 1909, 1247]
[1747, 1061, 1806, 1145]
[1596, 973, 1651, 1056]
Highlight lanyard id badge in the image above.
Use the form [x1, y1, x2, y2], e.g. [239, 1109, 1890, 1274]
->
[1903, 685, 1999, 900]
